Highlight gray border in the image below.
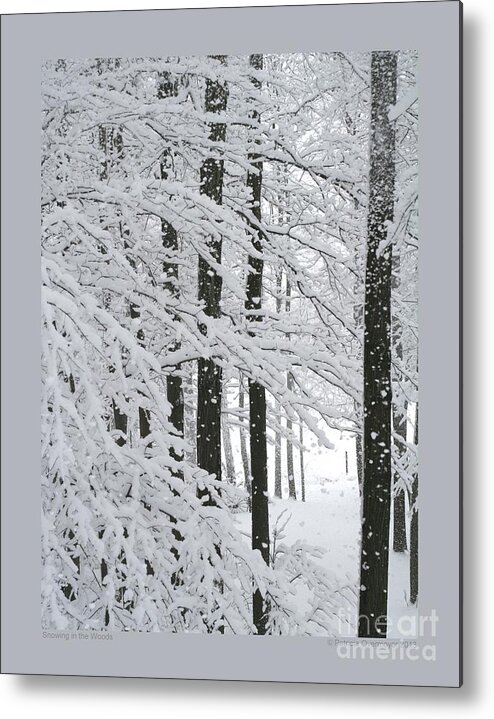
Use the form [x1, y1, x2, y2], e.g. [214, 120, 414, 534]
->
[1, 1, 461, 686]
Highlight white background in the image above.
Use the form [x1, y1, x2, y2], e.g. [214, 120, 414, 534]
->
[1, 0, 491, 714]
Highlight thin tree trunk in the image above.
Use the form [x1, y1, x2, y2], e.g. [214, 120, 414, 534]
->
[358, 51, 397, 639]
[98, 120, 128, 448]
[194, 57, 228, 634]
[157, 72, 185, 580]
[124, 226, 153, 581]
[391, 242, 407, 552]
[393, 488, 407, 552]
[196, 56, 227, 506]
[285, 278, 297, 501]
[159, 72, 184, 466]
[244, 54, 270, 635]
[62, 373, 80, 602]
[124, 241, 151, 442]
[286, 379, 296, 499]
[274, 268, 283, 499]
[127, 255, 153, 579]
[410, 404, 419, 605]
[222, 390, 236, 484]
[238, 374, 252, 506]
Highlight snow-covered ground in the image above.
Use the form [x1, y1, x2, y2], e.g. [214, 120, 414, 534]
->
[235, 467, 414, 637]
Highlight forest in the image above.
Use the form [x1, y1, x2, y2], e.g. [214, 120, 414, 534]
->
[41, 51, 418, 638]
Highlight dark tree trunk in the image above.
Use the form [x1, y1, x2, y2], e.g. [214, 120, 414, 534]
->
[393, 488, 407, 552]
[127, 278, 154, 578]
[285, 278, 297, 501]
[98, 121, 129, 447]
[274, 269, 283, 499]
[156, 72, 185, 579]
[126, 257, 152, 443]
[244, 54, 270, 635]
[238, 374, 252, 505]
[61, 371, 80, 603]
[197, 56, 228, 504]
[391, 240, 407, 553]
[249, 384, 269, 633]
[299, 423, 306, 502]
[159, 72, 184, 466]
[286, 383, 296, 499]
[197, 355, 223, 500]
[358, 51, 397, 639]
[410, 404, 419, 605]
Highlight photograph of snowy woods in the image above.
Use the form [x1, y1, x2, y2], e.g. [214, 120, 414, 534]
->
[41, 51, 418, 639]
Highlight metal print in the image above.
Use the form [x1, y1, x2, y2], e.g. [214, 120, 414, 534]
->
[40, 49, 418, 638]
[1, 2, 462, 685]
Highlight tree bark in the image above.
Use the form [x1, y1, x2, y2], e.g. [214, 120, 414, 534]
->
[285, 278, 297, 501]
[159, 72, 184, 466]
[393, 488, 407, 552]
[391, 242, 407, 552]
[244, 54, 270, 635]
[125, 241, 151, 443]
[98, 119, 128, 448]
[274, 268, 283, 499]
[238, 374, 252, 506]
[97, 83, 126, 623]
[156, 73, 186, 579]
[222, 390, 236, 484]
[358, 51, 397, 639]
[197, 56, 228, 503]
